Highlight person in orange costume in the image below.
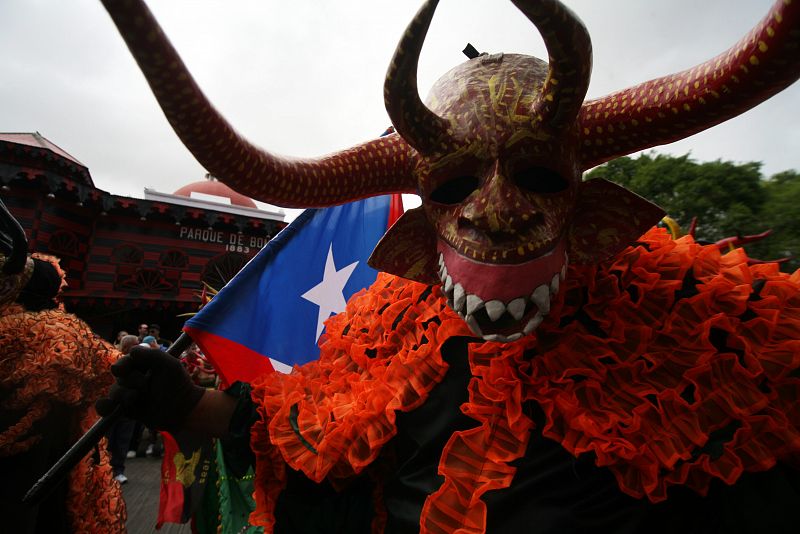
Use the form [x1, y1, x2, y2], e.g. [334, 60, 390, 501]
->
[95, 0, 800, 532]
[0, 201, 127, 533]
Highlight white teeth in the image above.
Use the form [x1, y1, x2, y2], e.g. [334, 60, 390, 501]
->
[443, 275, 453, 294]
[465, 314, 482, 336]
[531, 285, 550, 315]
[507, 297, 526, 320]
[466, 294, 484, 315]
[550, 273, 560, 295]
[481, 332, 523, 343]
[523, 313, 543, 334]
[440, 264, 447, 281]
[438, 253, 444, 268]
[453, 283, 466, 312]
[485, 300, 506, 322]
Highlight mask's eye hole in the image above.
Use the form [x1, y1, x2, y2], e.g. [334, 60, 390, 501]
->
[513, 166, 568, 194]
[429, 176, 479, 205]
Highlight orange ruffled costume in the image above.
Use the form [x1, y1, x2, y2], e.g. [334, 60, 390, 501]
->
[0, 283, 127, 531]
[248, 227, 800, 533]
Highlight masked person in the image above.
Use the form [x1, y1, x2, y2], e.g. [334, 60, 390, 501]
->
[95, 0, 800, 532]
[0, 200, 126, 533]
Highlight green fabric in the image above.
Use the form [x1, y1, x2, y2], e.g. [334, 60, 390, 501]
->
[216, 439, 263, 534]
[222, 381, 258, 477]
[193, 382, 261, 534]
[191, 438, 220, 534]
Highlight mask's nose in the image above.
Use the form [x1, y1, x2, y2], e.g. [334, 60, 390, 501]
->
[458, 162, 542, 244]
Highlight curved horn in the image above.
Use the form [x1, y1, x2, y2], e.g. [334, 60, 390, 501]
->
[0, 199, 28, 275]
[579, 0, 800, 169]
[384, 0, 453, 156]
[99, 0, 416, 208]
[512, 0, 592, 129]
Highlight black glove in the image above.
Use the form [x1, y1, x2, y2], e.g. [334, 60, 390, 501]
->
[96, 346, 205, 432]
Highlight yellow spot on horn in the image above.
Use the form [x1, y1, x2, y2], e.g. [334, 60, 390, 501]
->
[766, 26, 775, 38]
[758, 40, 768, 52]
[749, 55, 760, 66]
[683, 103, 691, 111]
[774, 12, 783, 23]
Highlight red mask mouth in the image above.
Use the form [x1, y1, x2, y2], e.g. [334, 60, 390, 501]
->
[437, 238, 567, 342]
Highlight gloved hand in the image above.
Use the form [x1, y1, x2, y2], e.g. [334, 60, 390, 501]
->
[95, 346, 205, 432]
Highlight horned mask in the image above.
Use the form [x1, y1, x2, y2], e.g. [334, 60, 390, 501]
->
[100, 0, 800, 341]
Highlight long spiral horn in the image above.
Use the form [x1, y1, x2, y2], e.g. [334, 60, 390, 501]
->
[99, 0, 416, 208]
[384, 0, 453, 156]
[579, 0, 800, 170]
[512, 0, 592, 129]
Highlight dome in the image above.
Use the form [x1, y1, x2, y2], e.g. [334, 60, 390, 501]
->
[173, 178, 257, 208]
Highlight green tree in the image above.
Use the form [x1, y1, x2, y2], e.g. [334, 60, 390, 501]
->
[585, 153, 799, 271]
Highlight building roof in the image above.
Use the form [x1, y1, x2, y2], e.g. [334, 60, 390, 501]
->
[0, 132, 86, 168]
[173, 178, 258, 209]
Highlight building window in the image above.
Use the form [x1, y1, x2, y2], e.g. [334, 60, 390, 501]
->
[118, 268, 173, 293]
[159, 249, 189, 269]
[48, 230, 78, 257]
[201, 252, 247, 291]
[112, 243, 143, 264]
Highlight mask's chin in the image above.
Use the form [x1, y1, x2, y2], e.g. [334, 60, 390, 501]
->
[437, 239, 568, 343]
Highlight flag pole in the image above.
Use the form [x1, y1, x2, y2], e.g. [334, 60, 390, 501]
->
[23, 332, 195, 505]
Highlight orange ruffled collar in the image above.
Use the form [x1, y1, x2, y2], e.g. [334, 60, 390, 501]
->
[250, 227, 800, 533]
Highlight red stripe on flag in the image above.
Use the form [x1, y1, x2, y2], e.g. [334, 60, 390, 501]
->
[183, 326, 275, 387]
[388, 193, 404, 227]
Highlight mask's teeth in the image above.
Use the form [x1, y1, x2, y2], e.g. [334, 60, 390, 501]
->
[523, 312, 544, 335]
[466, 294, 484, 316]
[485, 299, 506, 322]
[465, 314, 482, 336]
[481, 332, 523, 343]
[507, 297, 526, 321]
[531, 285, 550, 315]
[444, 274, 454, 294]
[453, 283, 466, 314]
[550, 273, 560, 295]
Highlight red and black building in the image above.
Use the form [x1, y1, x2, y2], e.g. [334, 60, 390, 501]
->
[1, 132, 287, 342]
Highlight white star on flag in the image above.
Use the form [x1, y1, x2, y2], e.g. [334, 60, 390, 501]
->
[301, 244, 359, 342]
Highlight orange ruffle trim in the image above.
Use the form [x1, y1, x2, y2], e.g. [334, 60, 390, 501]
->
[0, 306, 127, 532]
[249, 227, 800, 533]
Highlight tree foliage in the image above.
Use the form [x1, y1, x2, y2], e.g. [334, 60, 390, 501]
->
[585, 153, 800, 272]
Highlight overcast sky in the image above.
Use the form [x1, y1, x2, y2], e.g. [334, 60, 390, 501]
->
[2, 0, 798, 220]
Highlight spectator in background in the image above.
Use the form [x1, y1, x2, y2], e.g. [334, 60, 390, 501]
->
[113, 330, 128, 350]
[141, 335, 159, 349]
[148, 323, 171, 349]
[182, 344, 217, 388]
[105, 334, 140, 484]
[137, 323, 148, 342]
[138, 334, 164, 457]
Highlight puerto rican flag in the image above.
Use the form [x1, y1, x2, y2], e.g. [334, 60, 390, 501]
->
[183, 194, 403, 386]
